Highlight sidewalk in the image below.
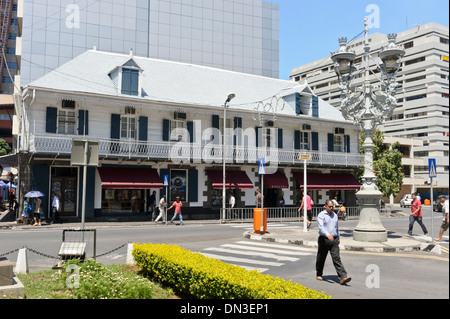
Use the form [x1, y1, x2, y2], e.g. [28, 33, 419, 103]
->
[243, 227, 428, 253]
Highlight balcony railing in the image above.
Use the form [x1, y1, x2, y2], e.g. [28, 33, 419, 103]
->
[29, 134, 364, 167]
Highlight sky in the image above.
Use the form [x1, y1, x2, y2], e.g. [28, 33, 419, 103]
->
[272, 0, 450, 79]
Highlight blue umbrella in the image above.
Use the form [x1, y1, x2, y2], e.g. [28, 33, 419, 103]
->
[6, 182, 16, 189]
[25, 191, 45, 198]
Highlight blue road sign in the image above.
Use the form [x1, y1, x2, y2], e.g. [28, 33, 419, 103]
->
[258, 158, 266, 175]
[428, 159, 437, 179]
[163, 175, 169, 187]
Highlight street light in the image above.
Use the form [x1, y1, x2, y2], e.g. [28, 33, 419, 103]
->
[331, 18, 405, 242]
[222, 93, 236, 222]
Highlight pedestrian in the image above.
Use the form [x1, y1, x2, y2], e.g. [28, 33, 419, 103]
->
[298, 191, 314, 230]
[316, 200, 351, 285]
[169, 196, 184, 225]
[408, 193, 428, 236]
[149, 191, 157, 221]
[332, 197, 340, 214]
[255, 189, 262, 208]
[435, 196, 449, 242]
[33, 197, 42, 226]
[229, 192, 236, 209]
[155, 195, 167, 224]
[21, 196, 32, 224]
[50, 192, 60, 225]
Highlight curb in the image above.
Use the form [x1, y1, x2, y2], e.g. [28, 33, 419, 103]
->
[243, 231, 422, 253]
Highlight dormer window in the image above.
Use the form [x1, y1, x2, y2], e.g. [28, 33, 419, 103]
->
[121, 68, 139, 96]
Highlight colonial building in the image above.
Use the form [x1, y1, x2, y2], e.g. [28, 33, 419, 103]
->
[15, 49, 363, 221]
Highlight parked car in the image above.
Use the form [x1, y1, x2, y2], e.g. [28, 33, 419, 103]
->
[400, 194, 413, 208]
[433, 195, 448, 212]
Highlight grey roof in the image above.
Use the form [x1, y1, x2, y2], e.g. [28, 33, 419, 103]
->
[28, 49, 346, 121]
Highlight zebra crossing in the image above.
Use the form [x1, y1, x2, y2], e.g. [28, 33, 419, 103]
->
[199, 240, 316, 273]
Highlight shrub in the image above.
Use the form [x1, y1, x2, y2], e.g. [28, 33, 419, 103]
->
[60, 259, 154, 299]
[132, 243, 330, 299]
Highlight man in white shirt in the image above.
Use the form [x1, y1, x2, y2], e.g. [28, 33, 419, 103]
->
[229, 193, 236, 209]
[435, 196, 449, 242]
[154, 195, 167, 224]
[50, 192, 60, 225]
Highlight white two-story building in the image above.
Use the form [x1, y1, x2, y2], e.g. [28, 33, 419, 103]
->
[15, 49, 363, 221]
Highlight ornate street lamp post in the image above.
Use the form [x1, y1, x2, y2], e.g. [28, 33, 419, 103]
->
[332, 18, 405, 242]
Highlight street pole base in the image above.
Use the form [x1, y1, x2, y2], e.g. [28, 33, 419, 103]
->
[353, 229, 388, 242]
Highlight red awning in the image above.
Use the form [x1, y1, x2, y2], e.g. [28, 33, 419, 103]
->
[263, 173, 289, 189]
[98, 167, 163, 189]
[293, 173, 360, 190]
[206, 170, 254, 190]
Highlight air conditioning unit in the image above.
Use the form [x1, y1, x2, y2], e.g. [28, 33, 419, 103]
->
[174, 112, 187, 120]
[303, 124, 312, 131]
[335, 128, 345, 135]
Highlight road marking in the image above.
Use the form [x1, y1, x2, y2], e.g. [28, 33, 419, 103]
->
[235, 241, 316, 252]
[200, 253, 285, 267]
[203, 247, 300, 262]
[342, 250, 449, 261]
[221, 244, 312, 256]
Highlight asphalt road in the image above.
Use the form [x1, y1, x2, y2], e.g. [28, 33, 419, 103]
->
[0, 206, 448, 299]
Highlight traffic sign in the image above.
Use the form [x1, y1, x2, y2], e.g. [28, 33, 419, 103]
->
[428, 159, 437, 179]
[258, 158, 266, 175]
[163, 175, 169, 187]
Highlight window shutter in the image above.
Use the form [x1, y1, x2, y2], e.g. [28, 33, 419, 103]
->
[294, 130, 301, 150]
[328, 133, 334, 152]
[233, 117, 242, 146]
[188, 169, 198, 203]
[278, 128, 283, 149]
[139, 116, 148, 141]
[121, 69, 139, 96]
[163, 119, 170, 142]
[111, 114, 121, 139]
[312, 132, 319, 151]
[78, 110, 89, 136]
[46, 107, 57, 133]
[312, 96, 319, 118]
[187, 121, 194, 143]
[255, 127, 262, 147]
[212, 115, 220, 144]
[345, 135, 351, 153]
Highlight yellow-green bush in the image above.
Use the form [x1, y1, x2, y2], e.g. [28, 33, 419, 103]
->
[132, 243, 330, 299]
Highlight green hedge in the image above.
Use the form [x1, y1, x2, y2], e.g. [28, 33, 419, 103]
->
[132, 243, 330, 299]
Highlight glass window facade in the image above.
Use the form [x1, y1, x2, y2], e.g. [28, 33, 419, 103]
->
[21, 0, 279, 86]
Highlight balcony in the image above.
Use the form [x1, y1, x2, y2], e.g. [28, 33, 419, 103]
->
[28, 134, 364, 168]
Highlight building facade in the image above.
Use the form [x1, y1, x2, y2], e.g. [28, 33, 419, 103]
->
[290, 22, 449, 198]
[0, 0, 19, 95]
[15, 50, 363, 221]
[17, 0, 279, 88]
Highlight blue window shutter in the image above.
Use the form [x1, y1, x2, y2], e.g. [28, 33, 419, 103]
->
[294, 130, 301, 150]
[278, 128, 283, 149]
[328, 133, 334, 152]
[163, 119, 170, 142]
[139, 116, 148, 141]
[295, 93, 301, 115]
[312, 96, 319, 118]
[234, 117, 242, 146]
[345, 135, 351, 153]
[111, 114, 121, 139]
[46, 107, 57, 133]
[187, 121, 194, 143]
[121, 69, 139, 96]
[212, 115, 220, 144]
[188, 169, 198, 202]
[78, 110, 89, 136]
[312, 132, 319, 151]
[255, 127, 262, 147]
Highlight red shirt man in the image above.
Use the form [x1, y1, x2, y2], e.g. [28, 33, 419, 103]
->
[411, 194, 422, 217]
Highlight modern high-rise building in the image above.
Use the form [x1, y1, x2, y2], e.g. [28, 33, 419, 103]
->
[0, 0, 18, 95]
[16, 0, 279, 87]
[290, 22, 449, 198]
